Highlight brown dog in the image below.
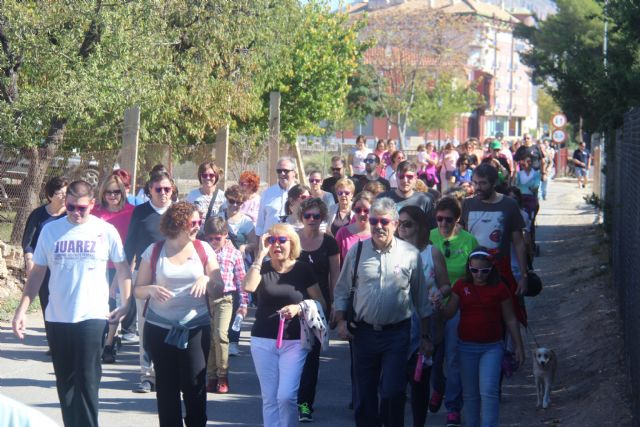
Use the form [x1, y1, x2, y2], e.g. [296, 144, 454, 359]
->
[532, 347, 557, 409]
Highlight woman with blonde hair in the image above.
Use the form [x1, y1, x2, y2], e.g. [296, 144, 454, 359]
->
[334, 191, 374, 261]
[244, 223, 326, 427]
[326, 178, 355, 237]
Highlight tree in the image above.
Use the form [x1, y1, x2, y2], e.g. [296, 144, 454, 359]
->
[412, 77, 481, 135]
[361, 6, 474, 148]
[536, 88, 560, 132]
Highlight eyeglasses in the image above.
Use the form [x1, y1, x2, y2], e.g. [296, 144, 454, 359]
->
[276, 169, 293, 175]
[364, 158, 377, 164]
[267, 236, 289, 245]
[154, 186, 172, 194]
[398, 220, 414, 229]
[105, 190, 122, 197]
[303, 213, 322, 220]
[297, 194, 310, 201]
[227, 199, 243, 207]
[369, 217, 391, 227]
[354, 207, 369, 215]
[66, 203, 89, 213]
[309, 178, 321, 184]
[201, 173, 217, 180]
[436, 215, 455, 224]
[397, 173, 415, 180]
[191, 219, 203, 228]
[206, 235, 225, 242]
[469, 267, 492, 274]
[443, 240, 451, 258]
[337, 191, 351, 197]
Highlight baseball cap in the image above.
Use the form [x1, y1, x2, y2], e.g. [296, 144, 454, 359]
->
[490, 140, 502, 150]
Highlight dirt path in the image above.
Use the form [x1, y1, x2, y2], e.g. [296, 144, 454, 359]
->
[499, 179, 633, 426]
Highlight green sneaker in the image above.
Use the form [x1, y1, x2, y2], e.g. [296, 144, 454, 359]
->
[298, 402, 313, 422]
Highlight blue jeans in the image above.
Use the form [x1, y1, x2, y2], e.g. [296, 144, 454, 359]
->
[458, 340, 504, 427]
[539, 180, 547, 200]
[444, 311, 463, 413]
[352, 320, 410, 427]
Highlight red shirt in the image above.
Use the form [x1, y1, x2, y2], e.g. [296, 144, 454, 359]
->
[92, 203, 135, 268]
[452, 279, 510, 343]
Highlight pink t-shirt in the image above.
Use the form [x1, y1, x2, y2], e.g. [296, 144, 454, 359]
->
[240, 195, 260, 226]
[92, 203, 135, 268]
[335, 226, 371, 262]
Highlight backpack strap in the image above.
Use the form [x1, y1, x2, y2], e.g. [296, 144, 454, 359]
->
[193, 239, 214, 316]
[144, 240, 165, 318]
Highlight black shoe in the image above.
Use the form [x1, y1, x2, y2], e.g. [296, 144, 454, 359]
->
[298, 403, 313, 422]
[102, 345, 116, 364]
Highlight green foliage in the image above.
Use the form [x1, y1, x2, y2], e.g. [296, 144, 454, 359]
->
[537, 88, 560, 129]
[412, 77, 481, 134]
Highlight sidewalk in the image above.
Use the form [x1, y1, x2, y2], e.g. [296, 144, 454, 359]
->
[0, 179, 604, 426]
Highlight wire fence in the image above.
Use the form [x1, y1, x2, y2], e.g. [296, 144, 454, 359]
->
[610, 106, 640, 419]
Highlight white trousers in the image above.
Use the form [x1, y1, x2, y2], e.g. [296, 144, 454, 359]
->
[250, 337, 308, 427]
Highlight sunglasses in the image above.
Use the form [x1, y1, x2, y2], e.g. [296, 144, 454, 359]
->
[397, 173, 415, 180]
[66, 203, 89, 213]
[276, 169, 292, 175]
[354, 207, 369, 215]
[331, 167, 343, 172]
[369, 217, 391, 227]
[364, 158, 377, 164]
[267, 236, 289, 245]
[443, 240, 451, 258]
[309, 178, 322, 184]
[154, 186, 172, 194]
[201, 173, 217, 180]
[337, 191, 351, 197]
[191, 219, 203, 228]
[303, 212, 322, 220]
[105, 190, 122, 197]
[297, 194, 310, 201]
[227, 199, 243, 207]
[398, 220, 414, 229]
[206, 235, 225, 242]
[469, 267, 492, 274]
[436, 215, 455, 224]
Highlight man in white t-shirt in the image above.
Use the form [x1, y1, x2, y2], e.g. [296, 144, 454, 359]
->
[255, 156, 297, 236]
[12, 180, 132, 427]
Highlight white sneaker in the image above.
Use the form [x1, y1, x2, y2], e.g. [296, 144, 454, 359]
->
[229, 343, 240, 356]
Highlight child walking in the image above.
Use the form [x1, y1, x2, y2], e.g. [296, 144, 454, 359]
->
[438, 248, 524, 427]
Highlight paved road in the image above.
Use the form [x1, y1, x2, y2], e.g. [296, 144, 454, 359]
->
[0, 178, 593, 426]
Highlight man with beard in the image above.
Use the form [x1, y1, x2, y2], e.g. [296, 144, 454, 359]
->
[256, 157, 298, 236]
[514, 134, 545, 181]
[355, 153, 391, 194]
[460, 164, 528, 325]
[321, 156, 350, 203]
[333, 197, 433, 427]
[378, 161, 436, 232]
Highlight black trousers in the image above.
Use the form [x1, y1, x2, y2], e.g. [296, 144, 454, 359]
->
[406, 350, 433, 427]
[38, 269, 51, 316]
[298, 337, 321, 408]
[120, 295, 137, 334]
[145, 322, 211, 427]
[47, 319, 106, 427]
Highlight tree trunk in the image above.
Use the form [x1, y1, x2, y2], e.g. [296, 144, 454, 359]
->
[397, 111, 407, 150]
[10, 117, 66, 244]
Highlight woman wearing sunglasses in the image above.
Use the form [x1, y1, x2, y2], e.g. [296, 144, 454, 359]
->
[244, 223, 326, 427]
[92, 173, 135, 363]
[326, 178, 355, 237]
[295, 198, 340, 422]
[334, 191, 374, 262]
[308, 170, 336, 209]
[427, 196, 478, 424]
[135, 201, 223, 427]
[284, 184, 311, 232]
[123, 170, 176, 393]
[396, 206, 449, 427]
[438, 248, 524, 427]
[186, 161, 226, 222]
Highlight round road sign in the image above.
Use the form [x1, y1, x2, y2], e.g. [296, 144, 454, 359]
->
[551, 113, 568, 128]
[552, 129, 567, 143]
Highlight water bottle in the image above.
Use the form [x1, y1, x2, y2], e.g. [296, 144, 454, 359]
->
[231, 313, 244, 332]
[414, 353, 424, 382]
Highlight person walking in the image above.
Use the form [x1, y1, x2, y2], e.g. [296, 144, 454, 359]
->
[308, 170, 336, 208]
[334, 191, 374, 261]
[385, 150, 406, 189]
[333, 197, 434, 427]
[326, 178, 355, 237]
[296, 198, 340, 422]
[354, 153, 391, 194]
[256, 157, 297, 236]
[186, 161, 226, 222]
[438, 249, 525, 427]
[244, 224, 326, 427]
[238, 171, 261, 225]
[572, 141, 590, 189]
[321, 156, 349, 202]
[349, 135, 372, 179]
[12, 180, 132, 427]
[134, 201, 223, 427]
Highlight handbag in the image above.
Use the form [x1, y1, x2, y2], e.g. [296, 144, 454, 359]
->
[345, 241, 364, 333]
[525, 271, 543, 297]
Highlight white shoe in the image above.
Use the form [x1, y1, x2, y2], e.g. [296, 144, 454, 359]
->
[229, 343, 240, 356]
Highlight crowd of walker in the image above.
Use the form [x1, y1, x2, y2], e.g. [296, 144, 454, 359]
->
[4, 134, 591, 427]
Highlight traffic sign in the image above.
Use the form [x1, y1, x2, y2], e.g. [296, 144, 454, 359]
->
[551, 113, 567, 128]
[552, 128, 567, 143]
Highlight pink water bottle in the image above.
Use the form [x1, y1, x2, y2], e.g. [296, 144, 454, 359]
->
[414, 353, 424, 382]
[276, 314, 285, 349]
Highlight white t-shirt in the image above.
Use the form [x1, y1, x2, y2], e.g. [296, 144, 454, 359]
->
[351, 147, 372, 175]
[141, 242, 215, 328]
[33, 215, 125, 323]
[510, 209, 531, 280]
[186, 188, 226, 219]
